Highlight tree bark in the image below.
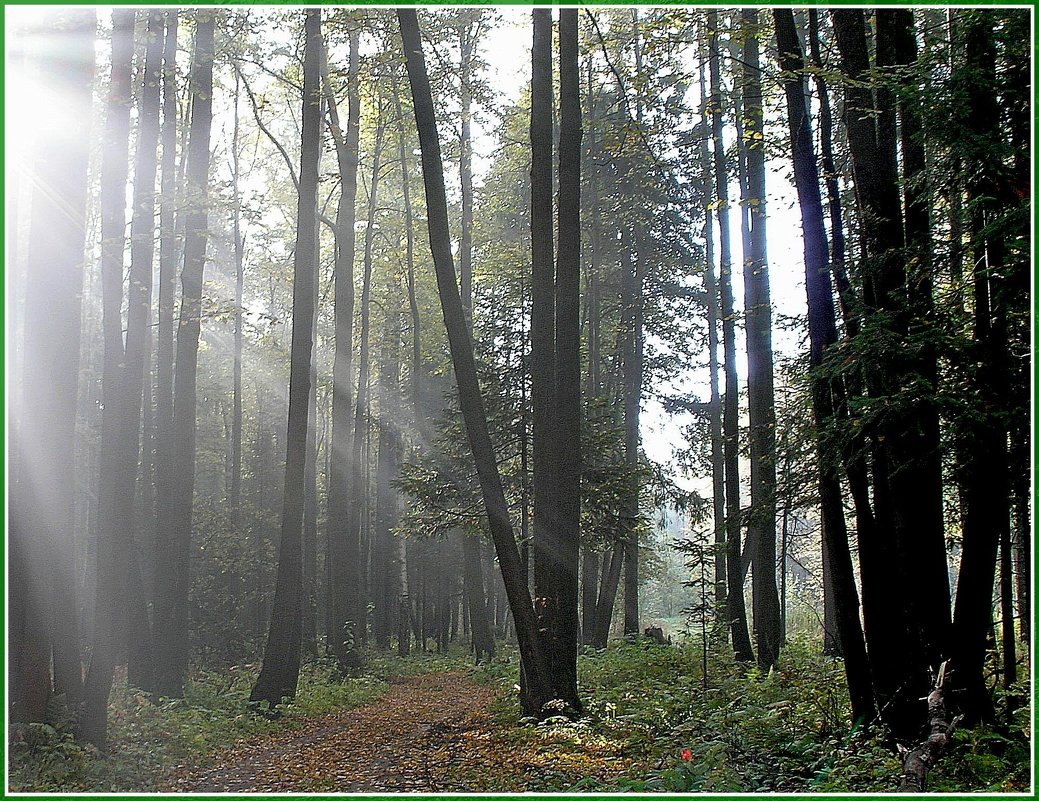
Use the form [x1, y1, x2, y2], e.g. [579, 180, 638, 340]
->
[740, 10, 782, 672]
[773, 8, 876, 727]
[153, 11, 215, 699]
[708, 11, 754, 664]
[398, 7, 554, 717]
[250, 8, 323, 707]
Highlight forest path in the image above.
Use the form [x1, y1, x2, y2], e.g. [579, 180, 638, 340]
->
[166, 671, 500, 793]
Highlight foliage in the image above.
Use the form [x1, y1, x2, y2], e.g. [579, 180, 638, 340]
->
[462, 639, 1029, 793]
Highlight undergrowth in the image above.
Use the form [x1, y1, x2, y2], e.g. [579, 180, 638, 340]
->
[469, 636, 1031, 793]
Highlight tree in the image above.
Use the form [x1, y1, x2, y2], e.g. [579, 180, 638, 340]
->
[738, 9, 781, 672]
[772, 8, 875, 727]
[398, 7, 557, 717]
[11, 8, 95, 724]
[83, 8, 164, 747]
[324, 23, 365, 672]
[153, 10, 216, 699]
[707, 11, 753, 664]
[251, 7, 323, 707]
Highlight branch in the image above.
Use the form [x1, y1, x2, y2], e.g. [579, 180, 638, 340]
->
[898, 661, 963, 792]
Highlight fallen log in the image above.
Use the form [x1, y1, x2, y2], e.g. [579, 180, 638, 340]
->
[898, 661, 963, 792]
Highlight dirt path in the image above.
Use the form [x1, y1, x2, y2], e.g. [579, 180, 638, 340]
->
[166, 671, 500, 793]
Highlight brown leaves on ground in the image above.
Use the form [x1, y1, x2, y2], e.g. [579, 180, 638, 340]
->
[165, 671, 498, 793]
[166, 669, 642, 793]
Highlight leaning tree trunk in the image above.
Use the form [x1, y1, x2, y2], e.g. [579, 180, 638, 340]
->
[250, 7, 323, 707]
[773, 8, 876, 727]
[398, 8, 555, 717]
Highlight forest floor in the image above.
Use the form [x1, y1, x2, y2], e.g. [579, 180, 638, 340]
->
[165, 671, 500, 792]
[9, 640, 1030, 793]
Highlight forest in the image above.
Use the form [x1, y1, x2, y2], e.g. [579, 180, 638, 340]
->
[6, 5, 1032, 794]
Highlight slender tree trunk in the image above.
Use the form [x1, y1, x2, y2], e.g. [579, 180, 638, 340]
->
[708, 11, 753, 663]
[231, 70, 245, 526]
[773, 9, 875, 727]
[346, 100, 386, 661]
[324, 28, 362, 671]
[153, 8, 179, 643]
[740, 10, 781, 672]
[250, 8, 323, 707]
[697, 54, 727, 622]
[82, 9, 135, 744]
[456, 21, 494, 661]
[550, 6, 582, 709]
[153, 12, 215, 699]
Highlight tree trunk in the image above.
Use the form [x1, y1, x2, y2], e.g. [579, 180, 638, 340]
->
[152, 9, 179, 654]
[832, 9, 933, 738]
[324, 28, 363, 671]
[153, 11, 215, 699]
[83, 9, 164, 745]
[740, 10, 781, 672]
[549, 6, 582, 708]
[11, 8, 95, 724]
[250, 8, 322, 707]
[346, 97, 386, 662]
[698, 51, 727, 621]
[81, 9, 135, 745]
[708, 11, 753, 663]
[398, 8, 554, 716]
[773, 8, 875, 727]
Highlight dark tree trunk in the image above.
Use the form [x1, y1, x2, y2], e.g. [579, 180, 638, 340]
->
[773, 9, 876, 727]
[740, 10, 781, 672]
[153, 11, 215, 700]
[832, 9, 933, 738]
[951, 12, 1012, 727]
[81, 9, 135, 745]
[708, 11, 753, 663]
[398, 8, 555, 717]
[877, 8, 951, 677]
[549, 6, 582, 708]
[529, 3, 558, 680]
[250, 8, 322, 707]
[324, 29, 363, 671]
[11, 8, 95, 724]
